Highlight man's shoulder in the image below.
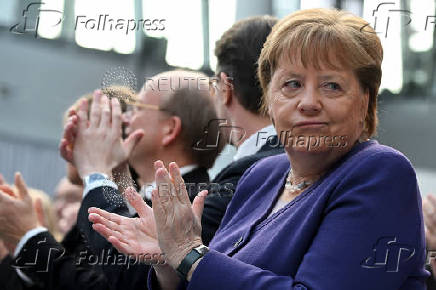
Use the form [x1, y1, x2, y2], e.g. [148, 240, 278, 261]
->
[213, 144, 284, 183]
[182, 167, 210, 184]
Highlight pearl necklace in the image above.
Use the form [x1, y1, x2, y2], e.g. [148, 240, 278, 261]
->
[284, 169, 316, 193]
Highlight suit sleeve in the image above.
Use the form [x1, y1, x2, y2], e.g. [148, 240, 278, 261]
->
[184, 152, 428, 290]
[201, 183, 235, 246]
[201, 160, 259, 246]
[0, 255, 30, 290]
[12, 231, 111, 290]
[77, 185, 130, 254]
[76, 185, 153, 290]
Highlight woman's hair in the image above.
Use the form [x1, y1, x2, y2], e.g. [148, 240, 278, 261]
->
[258, 8, 383, 137]
[27, 187, 61, 240]
[9, 185, 62, 240]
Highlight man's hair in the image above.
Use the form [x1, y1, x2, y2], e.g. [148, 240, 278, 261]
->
[160, 87, 223, 169]
[63, 85, 135, 124]
[214, 15, 278, 116]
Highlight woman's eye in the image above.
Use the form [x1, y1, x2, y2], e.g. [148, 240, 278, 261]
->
[283, 80, 301, 89]
[324, 82, 341, 90]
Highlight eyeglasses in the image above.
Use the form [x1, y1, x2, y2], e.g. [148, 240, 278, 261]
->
[123, 98, 174, 119]
[124, 99, 161, 113]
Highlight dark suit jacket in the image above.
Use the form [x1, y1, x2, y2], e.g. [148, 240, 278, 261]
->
[11, 168, 210, 290]
[76, 167, 210, 253]
[13, 140, 283, 290]
[11, 227, 110, 290]
[76, 167, 211, 290]
[426, 262, 436, 289]
[0, 255, 38, 290]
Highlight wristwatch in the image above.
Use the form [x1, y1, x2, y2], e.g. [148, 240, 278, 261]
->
[83, 173, 109, 188]
[176, 244, 209, 281]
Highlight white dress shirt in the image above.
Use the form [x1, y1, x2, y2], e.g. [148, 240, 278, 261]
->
[139, 164, 198, 202]
[232, 124, 276, 161]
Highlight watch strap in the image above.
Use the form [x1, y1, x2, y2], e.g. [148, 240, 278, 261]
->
[176, 245, 208, 281]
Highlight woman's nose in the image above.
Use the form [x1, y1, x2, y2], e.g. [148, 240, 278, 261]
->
[297, 88, 322, 115]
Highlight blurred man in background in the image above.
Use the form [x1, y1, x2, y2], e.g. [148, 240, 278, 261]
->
[53, 178, 83, 238]
[0, 70, 220, 290]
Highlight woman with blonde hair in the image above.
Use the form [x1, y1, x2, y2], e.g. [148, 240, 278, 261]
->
[91, 8, 429, 289]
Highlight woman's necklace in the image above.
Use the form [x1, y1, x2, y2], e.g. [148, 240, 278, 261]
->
[284, 169, 317, 194]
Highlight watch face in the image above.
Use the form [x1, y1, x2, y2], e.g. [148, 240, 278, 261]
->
[89, 173, 107, 183]
[195, 245, 209, 255]
[85, 173, 107, 184]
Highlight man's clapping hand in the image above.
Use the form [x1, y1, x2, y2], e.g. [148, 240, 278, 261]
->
[0, 173, 44, 252]
[59, 91, 144, 178]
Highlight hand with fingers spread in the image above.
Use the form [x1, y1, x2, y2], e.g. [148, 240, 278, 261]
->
[88, 187, 163, 264]
[152, 161, 208, 271]
[0, 173, 42, 252]
[69, 91, 144, 178]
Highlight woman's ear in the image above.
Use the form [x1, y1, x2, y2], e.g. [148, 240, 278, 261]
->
[162, 116, 182, 146]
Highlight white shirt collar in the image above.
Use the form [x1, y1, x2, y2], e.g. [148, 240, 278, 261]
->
[233, 124, 276, 161]
[178, 164, 198, 176]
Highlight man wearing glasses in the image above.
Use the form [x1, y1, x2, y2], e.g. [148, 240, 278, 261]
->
[7, 15, 283, 290]
[6, 70, 222, 290]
